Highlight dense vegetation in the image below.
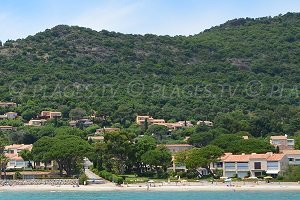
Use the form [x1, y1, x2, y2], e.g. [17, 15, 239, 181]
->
[0, 13, 299, 137]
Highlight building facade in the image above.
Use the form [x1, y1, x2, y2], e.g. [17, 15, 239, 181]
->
[165, 144, 193, 172]
[221, 152, 288, 178]
[270, 135, 295, 151]
[282, 150, 300, 165]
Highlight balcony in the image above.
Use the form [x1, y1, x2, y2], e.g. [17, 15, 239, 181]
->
[225, 166, 236, 170]
[237, 166, 249, 171]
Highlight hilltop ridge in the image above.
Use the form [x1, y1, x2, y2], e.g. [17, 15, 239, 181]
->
[0, 12, 299, 133]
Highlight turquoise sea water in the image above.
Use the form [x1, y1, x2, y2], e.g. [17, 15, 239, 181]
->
[1, 191, 300, 200]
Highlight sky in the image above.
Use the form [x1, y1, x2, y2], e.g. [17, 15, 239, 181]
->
[1, 0, 300, 42]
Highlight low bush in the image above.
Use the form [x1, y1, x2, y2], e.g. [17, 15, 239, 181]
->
[95, 169, 124, 185]
[79, 173, 88, 185]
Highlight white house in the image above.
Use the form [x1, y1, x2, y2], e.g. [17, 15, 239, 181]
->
[5, 112, 18, 119]
[197, 120, 213, 127]
[0, 126, 14, 131]
[26, 119, 47, 126]
[0, 102, 17, 108]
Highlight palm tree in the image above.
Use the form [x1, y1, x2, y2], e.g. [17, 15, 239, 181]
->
[0, 154, 9, 180]
[19, 150, 34, 169]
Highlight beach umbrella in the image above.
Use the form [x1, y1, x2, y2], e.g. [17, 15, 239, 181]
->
[224, 178, 232, 182]
[248, 176, 258, 179]
[264, 176, 273, 179]
[220, 177, 228, 179]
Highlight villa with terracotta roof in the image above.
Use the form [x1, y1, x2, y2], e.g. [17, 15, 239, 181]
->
[40, 111, 62, 119]
[270, 135, 295, 151]
[136, 115, 193, 130]
[282, 150, 300, 165]
[0, 125, 14, 131]
[26, 119, 47, 126]
[4, 144, 33, 169]
[95, 127, 120, 134]
[136, 115, 165, 125]
[4, 144, 56, 171]
[0, 102, 17, 108]
[0, 112, 18, 120]
[165, 144, 193, 154]
[153, 122, 184, 130]
[221, 152, 288, 178]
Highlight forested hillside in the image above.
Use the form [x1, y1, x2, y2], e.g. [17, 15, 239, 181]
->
[0, 12, 300, 136]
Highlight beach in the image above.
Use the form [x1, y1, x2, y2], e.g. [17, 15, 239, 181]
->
[1, 181, 300, 192]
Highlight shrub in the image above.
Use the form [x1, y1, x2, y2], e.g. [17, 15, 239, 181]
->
[15, 172, 22, 180]
[79, 173, 88, 185]
[177, 172, 187, 178]
[155, 172, 169, 179]
[96, 170, 124, 185]
[138, 171, 155, 178]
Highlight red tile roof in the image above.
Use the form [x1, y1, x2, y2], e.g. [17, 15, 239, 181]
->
[267, 154, 286, 161]
[222, 154, 251, 162]
[270, 136, 287, 140]
[222, 153, 286, 162]
[282, 150, 300, 155]
[165, 144, 193, 147]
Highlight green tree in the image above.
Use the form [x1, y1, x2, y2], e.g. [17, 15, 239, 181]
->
[293, 132, 300, 150]
[226, 138, 275, 154]
[134, 136, 157, 173]
[179, 145, 223, 176]
[211, 134, 242, 150]
[103, 131, 135, 174]
[69, 108, 86, 120]
[0, 154, 9, 180]
[145, 125, 169, 141]
[188, 132, 214, 147]
[32, 135, 91, 176]
[141, 146, 172, 173]
[21, 110, 37, 121]
[55, 126, 86, 138]
[19, 149, 34, 168]
[90, 142, 105, 171]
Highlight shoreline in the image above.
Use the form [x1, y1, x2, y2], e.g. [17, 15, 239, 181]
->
[1, 183, 300, 192]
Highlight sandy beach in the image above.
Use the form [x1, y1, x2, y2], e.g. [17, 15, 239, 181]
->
[1, 182, 300, 192]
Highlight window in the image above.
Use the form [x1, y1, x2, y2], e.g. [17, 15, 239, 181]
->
[16, 161, 24, 167]
[267, 161, 278, 169]
[273, 140, 281, 145]
[237, 162, 248, 170]
[288, 158, 294, 162]
[254, 162, 261, 169]
[36, 161, 40, 167]
[216, 162, 223, 168]
[9, 161, 16, 166]
[255, 172, 262, 177]
[225, 162, 235, 169]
